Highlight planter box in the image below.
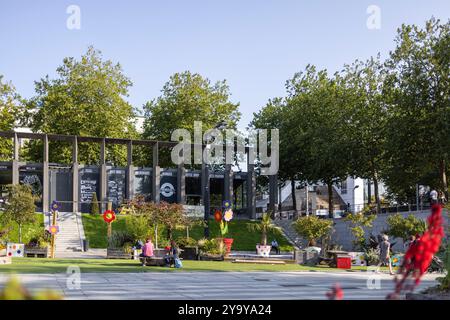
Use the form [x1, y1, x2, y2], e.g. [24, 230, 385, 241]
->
[294, 250, 319, 266]
[256, 244, 271, 257]
[199, 254, 224, 261]
[179, 246, 198, 260]
[24, 246, 49, 258]
[107, 248, 132, 259]
[0, 256, 12, 265]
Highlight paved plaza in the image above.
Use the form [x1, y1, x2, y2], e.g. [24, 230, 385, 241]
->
[0, 271, 440, 300]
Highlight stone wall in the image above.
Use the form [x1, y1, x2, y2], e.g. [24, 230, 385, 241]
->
[330, 209, 449, 252]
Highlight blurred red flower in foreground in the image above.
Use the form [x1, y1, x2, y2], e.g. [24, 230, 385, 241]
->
[387, 204, 444, 299]
[326, 283, 344, 300]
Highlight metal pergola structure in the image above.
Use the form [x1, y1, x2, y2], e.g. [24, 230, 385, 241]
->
[0, 130, 278, 220]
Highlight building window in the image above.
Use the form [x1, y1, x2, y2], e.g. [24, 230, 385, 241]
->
[340, 180, 347, 194]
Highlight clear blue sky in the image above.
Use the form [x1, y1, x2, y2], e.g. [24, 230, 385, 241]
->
[1, 0, 449, 128]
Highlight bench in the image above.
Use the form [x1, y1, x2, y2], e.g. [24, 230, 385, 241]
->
[140, 256, 166, 266]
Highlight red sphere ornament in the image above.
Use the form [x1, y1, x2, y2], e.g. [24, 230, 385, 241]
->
[103, 210, 116, 223]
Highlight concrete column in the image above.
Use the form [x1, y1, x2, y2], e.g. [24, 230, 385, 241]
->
[12, 133, 19, 185]
[269, 174, 278, 215]
[100, 138, 107, 212]
[42, 134, 49, 213]
[177, 164, 186, 204]
[224, 164, 233, 205]
[152, 143, 160, 203]
[247, 149, 256, 219]
[126, 141, 134, 201]
[201, 161, 210, 238]
[72, 136, 79, 213]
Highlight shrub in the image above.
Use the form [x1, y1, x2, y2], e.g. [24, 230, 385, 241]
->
[292, 216, 333, 246]
[126, 214, 152, 242]
[345, 213, 377, 251]
[386, 214, 426, 243]
[90, 193, 100, 215]
[108, 230, 134, 249]
[364, 248, 380, 266]
[198, 238, 225, 255]
[176, 237, 197, 248]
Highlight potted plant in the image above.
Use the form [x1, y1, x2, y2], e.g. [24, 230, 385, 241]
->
[176, 237, 199, 260]
[24, 231, 50, 258]
[248, 212, 279, 257]
[198, 238, 225, 261]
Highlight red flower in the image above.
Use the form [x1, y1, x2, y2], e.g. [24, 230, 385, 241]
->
[214, 209, 222, 222]
[326, 283, 344, 300]
[103, 210, 116, 223]
[387, 204, 444, 299]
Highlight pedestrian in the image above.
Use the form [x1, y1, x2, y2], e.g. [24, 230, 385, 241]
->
[430, 189, 438, 205]
[271, 239, 280, 255]
[403, 235, 416, 251]
[439, 191, 446, 204]
[139, 238, 154, 266]
[377, 234, 394, 275]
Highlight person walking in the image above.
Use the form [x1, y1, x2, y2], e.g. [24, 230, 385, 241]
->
[377, 234, 394, 275]
[430, 189, 438, 205]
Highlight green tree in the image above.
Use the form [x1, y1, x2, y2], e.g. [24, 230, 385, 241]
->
[24, 46, 138, 165]
[292, 215, 333, 246]
[341, 56, 388, 213]
[0, 76, 23, 161]
[141, 71, 241, 167]
[247, 212, 280, 246]
[345, 212, 377, 250]
[384, 18, 450, 200]
[386, 214, 426, 242]
[1, 185, 37, 243]
[284, 66, 355, 217]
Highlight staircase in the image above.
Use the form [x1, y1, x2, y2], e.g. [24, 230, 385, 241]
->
[274, 217, 305, 249]
[54, 212, 84, 258]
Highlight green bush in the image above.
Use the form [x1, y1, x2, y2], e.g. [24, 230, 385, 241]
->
[176, 236, 197, 248]
[198, 238, 225, 255]
[292, 216, 333, 246]
[126, 214, 152, 242]
[364, 248, 380, 266]
[345, 213, 377, 251]
[90, 193, 100, 215]
[108, 230, 134, 249]
[386, 214, 426, 242]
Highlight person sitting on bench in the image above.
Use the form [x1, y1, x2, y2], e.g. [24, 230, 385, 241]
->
[140, 238, 154, 266]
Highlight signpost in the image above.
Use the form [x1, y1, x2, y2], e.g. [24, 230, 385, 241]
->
[49, 201, 60, 259]
[103, 202, 115, 239]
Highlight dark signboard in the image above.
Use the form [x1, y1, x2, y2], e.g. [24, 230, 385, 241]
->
[160, 170, 177, 203]
[134, 168, 152, 201]
[107, 168, 126, 210]
[19, 165, 43, 205]
[79, 167, 100, 213]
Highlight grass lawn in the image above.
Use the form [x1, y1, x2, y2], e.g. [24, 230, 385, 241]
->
[0, 257, 386, 274]
[0, 213, 44, 245]
[82, 214, 294, 251]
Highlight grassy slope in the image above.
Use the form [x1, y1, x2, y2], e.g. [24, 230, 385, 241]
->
[82, 214, 293, 251]
[0, 214, 44, 245]
[0, 258, 383, 274]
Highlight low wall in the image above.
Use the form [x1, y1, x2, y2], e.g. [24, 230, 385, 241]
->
[330, 209, 449, 252]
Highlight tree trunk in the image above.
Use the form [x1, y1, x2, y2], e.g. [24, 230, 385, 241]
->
[440, 159, 448, 198]
[327, 182, 334, 219]
[262, 229, 267, 246]
[373, 170, 381, 214]
[367, 179, 372, 204]
[291, 180, 297, 219]
[18, 224, 22, 243]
